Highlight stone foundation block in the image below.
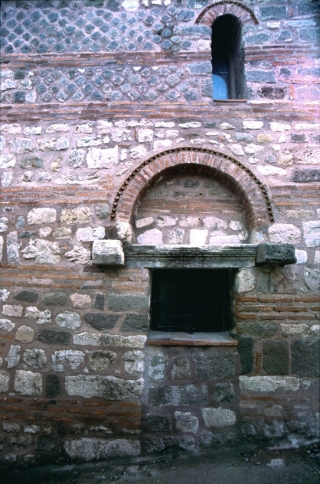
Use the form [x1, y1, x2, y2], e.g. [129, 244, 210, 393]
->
[92, 239, 125, 266]
[64, 438, 140, 461]
[202, 408, 236, 428]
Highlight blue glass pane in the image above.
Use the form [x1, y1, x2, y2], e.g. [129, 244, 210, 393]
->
[212, 74, 228, 100]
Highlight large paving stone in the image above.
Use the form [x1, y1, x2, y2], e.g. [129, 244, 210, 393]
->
[148, 384, 208, 406]
[291, 337, 320, 377]
[263, 340, 289, 375]
[193, 350, 235, 380]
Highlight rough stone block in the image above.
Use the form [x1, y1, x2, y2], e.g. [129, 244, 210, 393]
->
[27, 208, 57, 225]
[291, 337, 320, 377]
[239, 376, 300, 393]
[202, 408, 236, 428]
[108, 294, 149, 312]
[64, 438, 140, 461]
[15, 325, 34, 343]
[88, 350, 117, 371]
[41, 292, 67, 306]
[45, 373, 60, 398]
[146, 414, 172, 432]
[65, 375, 144, 399]
[84, 313, 118, 330]
[171, 356, 191, 380]
[268, 224, 301, 244]
[237, 336, 254, 374]
[303, 221, 320, 247]
[149, 353, 166, 381]
[213, 383, 235, 403]
[37, 330, 70, 345]
[0, 370, 10, 393]
[256, 243, 296, 266]
[56, 311, 82, 330]
[122, 314, 149, 333]
[0, 319, 15, 332]
[193, 350, 235, 380]
[175, 412, 198, 433]
[292, 169, 320, 183]
[14, 370, 42, 396]
[92, 239, 125, 266]
[23, 348, 47, 369]
[148, 385, 208, 406]
[13, 290, 38, 303]
[263, 340, 289, 375]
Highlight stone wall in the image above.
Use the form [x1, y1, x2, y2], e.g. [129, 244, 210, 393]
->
[0, 0, 319, 467]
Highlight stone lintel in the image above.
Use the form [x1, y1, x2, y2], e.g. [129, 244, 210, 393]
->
[124, 244, 258, 268]
[256, 243, 296, 266]
[92, 240, 125, 266]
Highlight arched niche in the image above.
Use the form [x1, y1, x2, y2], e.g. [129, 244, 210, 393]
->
[195, 1, 258, 27]
[133, 164, 250, 245]
[111, 147, 274, 240]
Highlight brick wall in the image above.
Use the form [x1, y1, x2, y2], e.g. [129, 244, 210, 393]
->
[0, 0, 319, 467]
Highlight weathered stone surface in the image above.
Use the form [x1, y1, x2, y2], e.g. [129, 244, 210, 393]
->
[292, 168, 320, 183]
[146, 414, 172, 432]
[65, 246, 91, 264]
[56, 311, 82, 330]
[234, 268, 256, 293]
[263, 340, 289, 375]
[0, 319, 15, 332]
[108, 294, 149, 312]
[61, 207, 92, 225]
[149, 353, 166, 381]
[25, 307, 51, 324]
[124, 350, 144, 375]
[243, 121, 263, 130]
[65, 375, 144, 399]
[64, 438, 140, 461]
[237, 337, 254, 374]
[0, 289, 10, 302]
[148, 385, 208, 406]
[268, 224, 301, 244]
[27, 208, 56, 225]
[52, 350, 84, 372]
[303, 221, 320, 247]
[76, 226, 105, 242]
[74, 333, 146, 348]
[175, 412, 199, 433]
[291, 338, 320, 377]
[84, 313, 118, 331]
[137, 229, 163, 244]
[7, 231, 20, 263]
[304, 268, 320, 291]
[70, 293, 92, 309]
[214, 383, 235, 403]
[13, 290, 38, 303]
[193, 350, 235, 380]
[15, 325, 34, 343]
[0, 236, 3, 263]
[92, 239, 125, 266]
[280, 324, 309, 338]
[45, 373, 60, 399]
[256, 243, 296, 266]
[88, 350, 117, 371]
[53, 227, 72, 239]
[0, 370, 10, 393]
[5, 345, 21, 368]
[94, 294, 105, 310]
[22, 239, 61, 264]
[122, 314, 149, 333]
[37, 330, 70, 345]
[37, 436, 56, 451]
[23, 349, 47, 369]
[237, 321, 277, 338]
[2, 305, 23, 317]
[14, 370, 42, 396]
[239, 376, 300, 393]
[171, 357, 191, 380]
[42, 292, 67, 306]
[87, 146, 118, 168]
[202, 408, 236, 428]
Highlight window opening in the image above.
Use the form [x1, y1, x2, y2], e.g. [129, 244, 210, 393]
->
[151, 269, 231, 333]
[211, 14, 246, 100]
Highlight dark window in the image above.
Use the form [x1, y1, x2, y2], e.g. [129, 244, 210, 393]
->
[151, 269, 231, 333]
[212, 14, 246, 100]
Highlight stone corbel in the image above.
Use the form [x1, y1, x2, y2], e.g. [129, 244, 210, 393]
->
[92, 239, 125, 266]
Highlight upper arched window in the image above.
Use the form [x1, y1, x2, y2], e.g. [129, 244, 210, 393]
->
[211, 14, 246, 100]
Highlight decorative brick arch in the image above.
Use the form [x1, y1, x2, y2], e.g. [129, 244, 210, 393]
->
[110, 147, 274, 227]
[195, 1, 258, 26]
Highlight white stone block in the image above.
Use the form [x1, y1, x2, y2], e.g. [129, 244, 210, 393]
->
[190, 229, 208, 246]
[0, 370, 10, 393]
[235, 268, 256, 293]
[303, 221, 320, 248]
[86, 146, 118, 168]
[14, 370, 42, 396]
[242, 121, 263, 130]
[268, 224, 301, 244]
[202, 408, 236, 428]
[0, 319, 15, 332]
[76, 226, 105, 242]
[2, 305, 23, 317]
[27, 208, 57, 225]
[239, 376, 300, 393]
[137, 229, 163, 245]
[92, 240, 125, 266]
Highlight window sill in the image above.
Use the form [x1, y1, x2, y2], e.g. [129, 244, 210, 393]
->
[213, 99, 248, 103]
[146, 331, 238, 347]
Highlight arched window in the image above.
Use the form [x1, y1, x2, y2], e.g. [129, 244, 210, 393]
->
[211, 14, 246, 100]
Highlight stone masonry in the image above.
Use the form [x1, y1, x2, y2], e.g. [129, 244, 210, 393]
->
[0, 0, 319, 468]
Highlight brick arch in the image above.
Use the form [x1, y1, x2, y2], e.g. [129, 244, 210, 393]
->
[111, 147, 274, 228]
[195, 1, 258, 26]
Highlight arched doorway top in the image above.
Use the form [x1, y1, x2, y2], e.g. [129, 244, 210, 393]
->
[110, 146, 274, 228]
[195, 1, 259, 27]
